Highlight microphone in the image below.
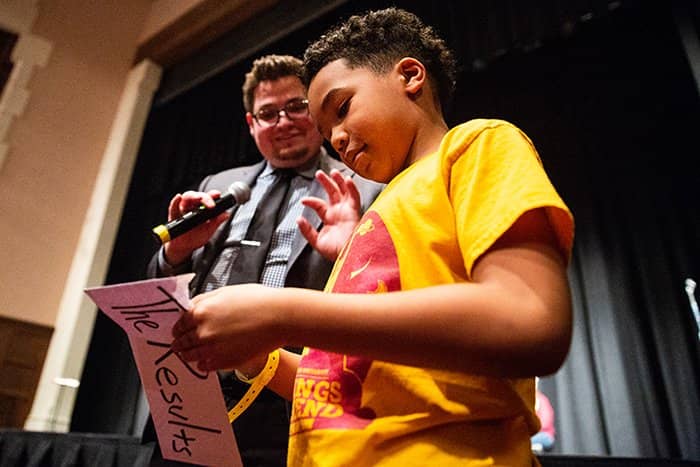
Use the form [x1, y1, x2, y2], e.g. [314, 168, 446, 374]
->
[152, 181, 251, 245]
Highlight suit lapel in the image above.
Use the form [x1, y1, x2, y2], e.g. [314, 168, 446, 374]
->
[211, 160, 266, 243]
[240, 161, 267, 188]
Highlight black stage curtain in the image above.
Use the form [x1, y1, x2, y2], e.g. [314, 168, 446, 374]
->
[0, 430, 153, 467]
[72, 0, 700, 462]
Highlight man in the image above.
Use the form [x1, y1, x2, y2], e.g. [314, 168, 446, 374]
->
[144, 54, 381, 466]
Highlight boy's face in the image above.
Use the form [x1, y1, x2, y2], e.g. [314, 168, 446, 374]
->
[307, 59, 417, 183]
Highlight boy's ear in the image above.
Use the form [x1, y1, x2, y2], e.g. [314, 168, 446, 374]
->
[396, 57, 426, 97]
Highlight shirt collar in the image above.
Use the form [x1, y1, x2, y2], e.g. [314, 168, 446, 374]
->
[262, 149, 324, 180]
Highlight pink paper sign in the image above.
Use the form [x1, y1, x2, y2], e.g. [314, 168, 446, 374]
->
[85, 274, 241, 466]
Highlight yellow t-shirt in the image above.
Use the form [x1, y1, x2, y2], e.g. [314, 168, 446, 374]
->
[287, 120, 574, 466]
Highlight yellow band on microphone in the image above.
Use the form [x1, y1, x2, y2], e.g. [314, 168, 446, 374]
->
[227, 349, 280, 423]
[152, 224, 170, 244]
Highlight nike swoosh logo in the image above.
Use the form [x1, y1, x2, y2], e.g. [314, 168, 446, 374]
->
[349, 259, 371, 279]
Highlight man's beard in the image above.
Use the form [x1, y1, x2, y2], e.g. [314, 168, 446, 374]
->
[277, 144, 310, 161]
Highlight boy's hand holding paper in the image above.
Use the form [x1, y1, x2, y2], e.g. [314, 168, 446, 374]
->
[85, 274, 241, 466]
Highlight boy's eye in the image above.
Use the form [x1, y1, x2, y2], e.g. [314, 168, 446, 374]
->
[337, 99, 350, 118]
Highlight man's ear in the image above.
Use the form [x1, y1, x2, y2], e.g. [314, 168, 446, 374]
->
[397, 57, 426, 97]
[245, 112, 255, 136]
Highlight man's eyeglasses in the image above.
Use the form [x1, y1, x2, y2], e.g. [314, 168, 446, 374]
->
[252, 98, 310, 126]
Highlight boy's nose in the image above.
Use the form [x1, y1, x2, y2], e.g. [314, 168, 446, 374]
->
[331, 129, 348, 154]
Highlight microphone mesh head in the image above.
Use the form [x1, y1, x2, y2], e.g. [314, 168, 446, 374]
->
[228, 181, 251, 204]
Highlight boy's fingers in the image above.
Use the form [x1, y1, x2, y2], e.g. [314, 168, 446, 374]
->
[343, 177, 362, 207]
[330, 170, 348, 195]
[178, 344, 224, 372]
[171, 325, 200, 350]
[316, 170, 341, 203]
[172, 311, 196, 336]
[300, 197, 328, 217]
[200, 358, 232, 372]
[175, 344, 204, 363]
[296, 217, 319, 245]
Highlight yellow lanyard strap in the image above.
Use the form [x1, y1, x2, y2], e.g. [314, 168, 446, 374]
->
[227, 349, 280, 423]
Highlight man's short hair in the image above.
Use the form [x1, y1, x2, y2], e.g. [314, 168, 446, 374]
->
[303, 8, 457, 110]
[242, 54, 304, 112]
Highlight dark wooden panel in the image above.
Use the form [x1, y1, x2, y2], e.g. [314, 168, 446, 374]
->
[0, 316, 53, 429]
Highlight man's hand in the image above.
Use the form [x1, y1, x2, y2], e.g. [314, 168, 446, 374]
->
[163, 190, 230, 266]
[297, 169, 362, 261]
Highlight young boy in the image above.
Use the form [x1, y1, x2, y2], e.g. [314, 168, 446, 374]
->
[172, 7, 574, 466]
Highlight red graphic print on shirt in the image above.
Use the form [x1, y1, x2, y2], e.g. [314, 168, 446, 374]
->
[290, 211, 401, 436]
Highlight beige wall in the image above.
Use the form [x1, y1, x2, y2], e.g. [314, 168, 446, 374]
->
[0, 0, 280, 432]
[0, 0, 270, 329]
[0, 0, 153, 327]
[0, 0, 278, 431]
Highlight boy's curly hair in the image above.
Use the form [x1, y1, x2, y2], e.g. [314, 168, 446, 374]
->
[242, 54, 304, 112]
[303, 8, 457, 109]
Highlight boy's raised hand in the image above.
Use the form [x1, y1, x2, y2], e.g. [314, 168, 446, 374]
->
[297, 169, 363, 261]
